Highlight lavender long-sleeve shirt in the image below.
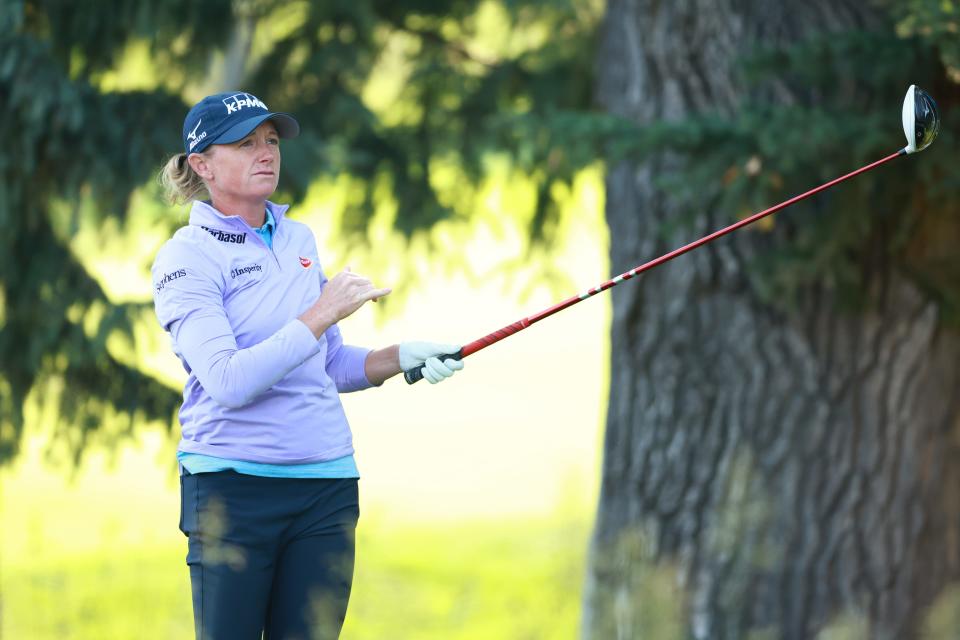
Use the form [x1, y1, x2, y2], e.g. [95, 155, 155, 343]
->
[151, 200, 372, 464]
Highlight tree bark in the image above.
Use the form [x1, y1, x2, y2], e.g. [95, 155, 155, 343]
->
[583, 1, 960, 638]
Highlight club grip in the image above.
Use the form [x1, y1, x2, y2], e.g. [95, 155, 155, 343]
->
[404, 350, 464, 385]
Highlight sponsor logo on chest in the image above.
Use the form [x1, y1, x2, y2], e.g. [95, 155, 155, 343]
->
[201, 226, 247, 244]
[230, 263, 263, 279]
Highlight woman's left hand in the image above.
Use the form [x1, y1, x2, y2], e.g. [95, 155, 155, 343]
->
[398, 341, 464, 384]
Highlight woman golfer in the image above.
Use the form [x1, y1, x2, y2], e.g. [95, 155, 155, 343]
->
[152, 91, 463, 639]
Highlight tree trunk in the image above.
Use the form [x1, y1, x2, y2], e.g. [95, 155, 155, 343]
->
[583, 1, 960, 638]
[203, 4, 256, 93]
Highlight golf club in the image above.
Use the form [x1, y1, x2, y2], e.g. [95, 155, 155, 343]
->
[405, 84, 941, 384]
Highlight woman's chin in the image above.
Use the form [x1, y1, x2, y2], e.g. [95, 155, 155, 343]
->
[249, 185, 278, 201]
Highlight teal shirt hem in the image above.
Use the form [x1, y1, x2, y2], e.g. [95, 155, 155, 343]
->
[178, 451, 360, 478]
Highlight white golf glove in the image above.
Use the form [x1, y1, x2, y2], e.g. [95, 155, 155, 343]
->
[398, 341, 464, 384]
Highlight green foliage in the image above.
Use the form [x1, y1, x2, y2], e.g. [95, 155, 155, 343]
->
[891, 0, 960, 78]
[5, 0, 957, 466]
[245, 0, 602, 235]
[593, 26, 960, 322]
[722, 30, 959, 319]
[0, 1, 231, 462]
[1, 0, 602, 464]
[23, 0, 233, 78]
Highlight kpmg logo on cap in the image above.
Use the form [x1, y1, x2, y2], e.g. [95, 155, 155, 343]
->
[223, 93, 268, 115]
[187, 119, 207, 151]
[184, 90, 294, 155]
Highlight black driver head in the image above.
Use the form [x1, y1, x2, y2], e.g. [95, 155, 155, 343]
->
[902, 85, 940, 154]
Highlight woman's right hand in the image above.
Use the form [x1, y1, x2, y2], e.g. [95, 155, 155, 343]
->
[298, 268, 392, 338]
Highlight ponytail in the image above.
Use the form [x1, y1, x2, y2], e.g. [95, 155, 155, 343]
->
[158, 153, 208, 205]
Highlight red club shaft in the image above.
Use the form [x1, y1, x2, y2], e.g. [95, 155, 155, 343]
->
[460, 149, 904, 359]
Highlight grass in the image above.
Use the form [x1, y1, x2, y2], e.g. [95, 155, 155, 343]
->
[3, 546, 195, 639]
[345, 517, 586, 639]
[2, 515, 588, 639]
[1, 421, 597, 639]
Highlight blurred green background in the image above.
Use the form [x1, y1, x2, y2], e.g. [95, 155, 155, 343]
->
[3, 2, 609, 637]
[3, 0, 960, 638]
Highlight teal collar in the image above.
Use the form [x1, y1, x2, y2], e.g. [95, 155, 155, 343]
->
[254, 208, 275, 248]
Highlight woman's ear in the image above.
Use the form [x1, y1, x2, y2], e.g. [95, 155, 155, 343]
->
[187, 152, 214, 181]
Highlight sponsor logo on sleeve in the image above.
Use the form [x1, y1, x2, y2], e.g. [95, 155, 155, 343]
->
[230, 263, 263, 279]
[155, 268, 187, 293]
[299, 256, 312, 269]
[222, 93, 268, 115]
[201, 226, 247, 244]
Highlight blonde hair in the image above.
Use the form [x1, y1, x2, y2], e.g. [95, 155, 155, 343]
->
[158, 153, 209, 205]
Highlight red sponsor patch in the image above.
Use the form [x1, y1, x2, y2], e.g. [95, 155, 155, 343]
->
[299, 256, 312, 269]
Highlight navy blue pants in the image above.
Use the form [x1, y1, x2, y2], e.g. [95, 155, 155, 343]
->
[179, 470, 359, 640]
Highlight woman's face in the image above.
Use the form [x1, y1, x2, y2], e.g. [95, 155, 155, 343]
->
[191, 121, 281, 203]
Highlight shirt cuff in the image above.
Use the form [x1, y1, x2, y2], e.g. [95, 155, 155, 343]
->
[341, 345, 376, 391]
[289, 319, 325, 361]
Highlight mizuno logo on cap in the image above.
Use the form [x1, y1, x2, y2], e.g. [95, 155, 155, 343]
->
[187, 119, 207, 151]
[223, 93, 268, 114]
